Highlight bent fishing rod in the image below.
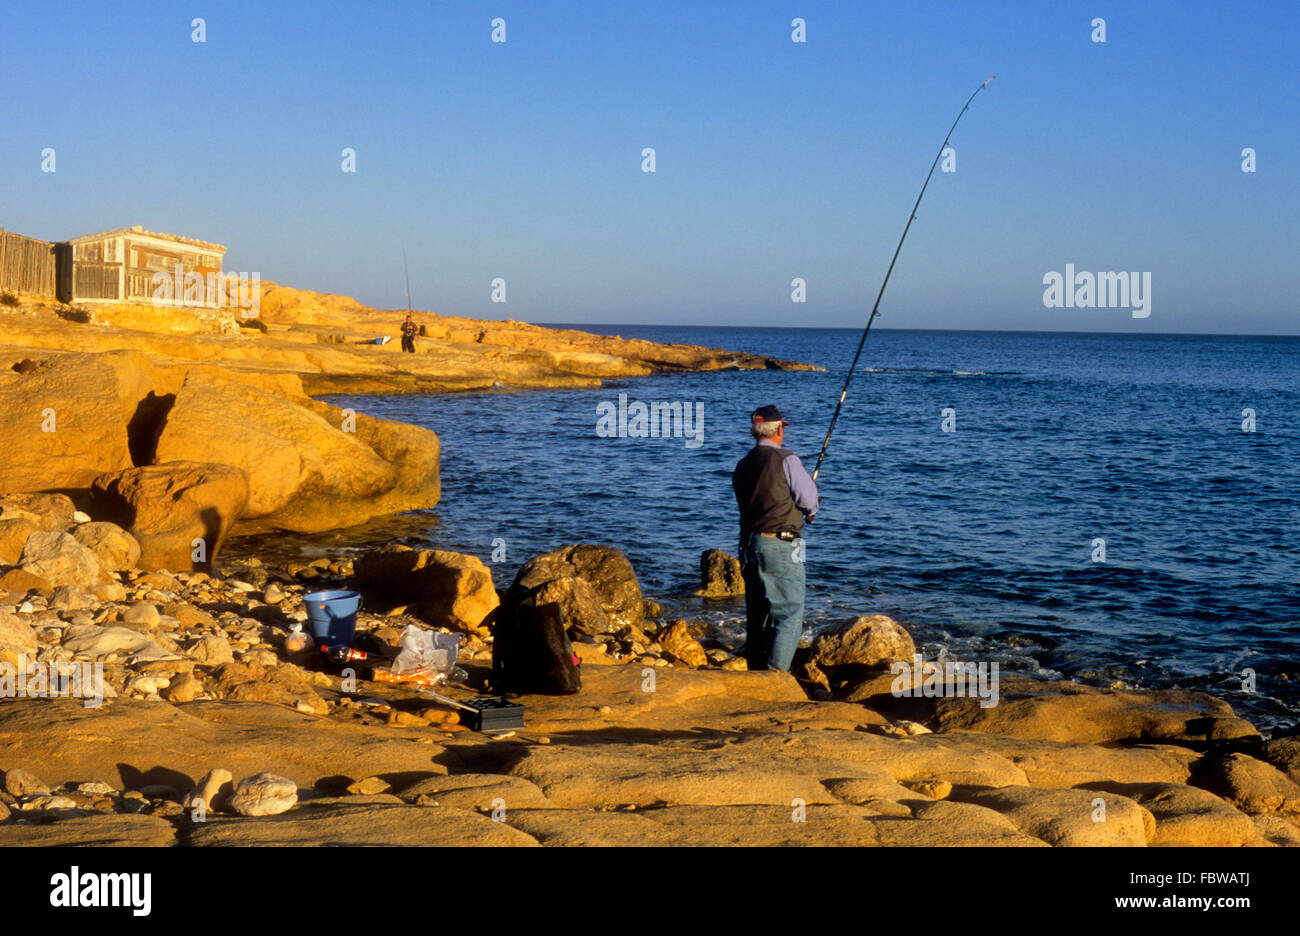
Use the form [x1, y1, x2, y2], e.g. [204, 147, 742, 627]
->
[811, 76, 995, 482]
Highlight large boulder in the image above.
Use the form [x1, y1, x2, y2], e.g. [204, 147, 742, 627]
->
[90, 461, 250, 572]
[0, 518, 40, 565]
[810, 614, 916, 674]
[0, 352, 161, 492]
[70, 521, 141, 572]
[698, 548, 744, 597]
[506, 545, 644, 631]
[0, 493, 77, 530]
[152, 371, 440, 534]
[352, 546, 498, 634]
[528, 576, 611, 637]
[17, 530, 108, 588]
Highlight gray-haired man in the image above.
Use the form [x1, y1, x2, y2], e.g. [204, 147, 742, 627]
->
[731, 404, 819, 671]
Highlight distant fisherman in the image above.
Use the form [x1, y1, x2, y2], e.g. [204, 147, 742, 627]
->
[732, 404, 819, 671]
[400, 313, 418, 353]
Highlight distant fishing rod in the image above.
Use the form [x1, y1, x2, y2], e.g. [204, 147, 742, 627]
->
[402, 247, 413, 313]
[811, 76, 995, 482]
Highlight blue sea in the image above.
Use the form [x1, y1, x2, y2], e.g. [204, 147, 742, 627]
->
[258, 327, 1300, 734]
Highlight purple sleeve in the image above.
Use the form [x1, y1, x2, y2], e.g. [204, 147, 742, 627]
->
[783, 454, 820, 519]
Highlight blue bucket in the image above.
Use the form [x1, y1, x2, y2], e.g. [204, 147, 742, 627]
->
[303, 589, 362, 647]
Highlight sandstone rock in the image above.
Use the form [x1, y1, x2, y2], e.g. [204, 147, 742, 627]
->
[657, 620, 708, 667]
[0, 568, 51, 594]
[154, 371, 440, 534]
[3, 767, 49, 796]
[0, 613, 38, 653]
[70, 521, 141, 572]
[188, 768, 233, 810]
[188, 803, 535, 846]
[1259, 736, 1300, 785]
[122, 602, 160, 628]
[528, 576, 610, 636]
[507, 544, 643, 629]
[847, 672, 1260, 745]
[227, 772, 298, 816]
[811, 614, 915, 671]
[187, 634, 234, 665]
[0, 493, 78, 531]
[262, 583, 284, 604]
[952, 786, 1153, 846]
[90, 461, 249, 572]
[62, 624, 177, 661]
[346, 776, 391, 795]
[86, 581, 127, 602]
[1192, 752, 1300, 815]
[1079, 781, 1268, 846]
[698, 548, 744, 597]
[18, 530, 108, 588]
[210, 660, 326, 713]
[49, 585, 94, 611]
[0, 518, 39, 565]
[0, 353, 161, 492]
[163, 670, 201, 702]
[398, 774, 554, 809]
[353, 546, 498, 633]
[0, 813, 177, 846]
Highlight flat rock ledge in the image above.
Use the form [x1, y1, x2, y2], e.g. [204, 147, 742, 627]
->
[0, 662, 1295, 847]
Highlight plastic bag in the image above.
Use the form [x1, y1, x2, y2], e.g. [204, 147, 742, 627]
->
[391, 625, 461, 685]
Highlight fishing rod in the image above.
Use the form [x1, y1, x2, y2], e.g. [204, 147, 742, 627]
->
[811, 76, 995, 482]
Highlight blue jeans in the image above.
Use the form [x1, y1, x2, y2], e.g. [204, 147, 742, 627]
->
[739, 534, 805, 672]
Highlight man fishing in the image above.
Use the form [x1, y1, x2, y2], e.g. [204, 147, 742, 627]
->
[732, 405, 819, 672]
[400, 313, 418, 353]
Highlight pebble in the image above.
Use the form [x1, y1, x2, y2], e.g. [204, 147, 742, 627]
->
[126, 674, 170, 695]
[262, 584, 284, 604]
[387, 710, 426, 728]
[122, 602, 160, 628]
[76, 781, 115, 796]
[228, 772, 298, 816]
[226, 580, 256, 593]
[71, 511, 91, 524]
[346, 776, 391, 795]
[163, 671, 200, 703]
[188, 768, 232, 810]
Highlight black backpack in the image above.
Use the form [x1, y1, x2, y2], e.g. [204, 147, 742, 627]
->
[491, 597, 581, 695]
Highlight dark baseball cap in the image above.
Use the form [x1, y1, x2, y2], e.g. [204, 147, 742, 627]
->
[751, 404, 789, 425]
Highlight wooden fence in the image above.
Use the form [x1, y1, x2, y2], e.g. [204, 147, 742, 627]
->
[0, 229, 57, 297]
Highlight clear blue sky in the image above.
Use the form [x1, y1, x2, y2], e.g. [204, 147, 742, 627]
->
[3, 0, 1296, 333]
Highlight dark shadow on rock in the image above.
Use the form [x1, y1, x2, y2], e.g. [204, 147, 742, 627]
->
[116, 763, 196, 796]
[126, 391, 175, 467]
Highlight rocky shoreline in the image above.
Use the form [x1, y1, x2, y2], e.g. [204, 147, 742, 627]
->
[1, 497, 1297, 846]
[1, 286, 1297, 846]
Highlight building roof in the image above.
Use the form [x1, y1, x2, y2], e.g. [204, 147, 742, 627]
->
[66, 226, 227, 252]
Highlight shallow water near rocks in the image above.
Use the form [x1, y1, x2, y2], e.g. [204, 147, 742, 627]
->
[230, 326, 1300, 735]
